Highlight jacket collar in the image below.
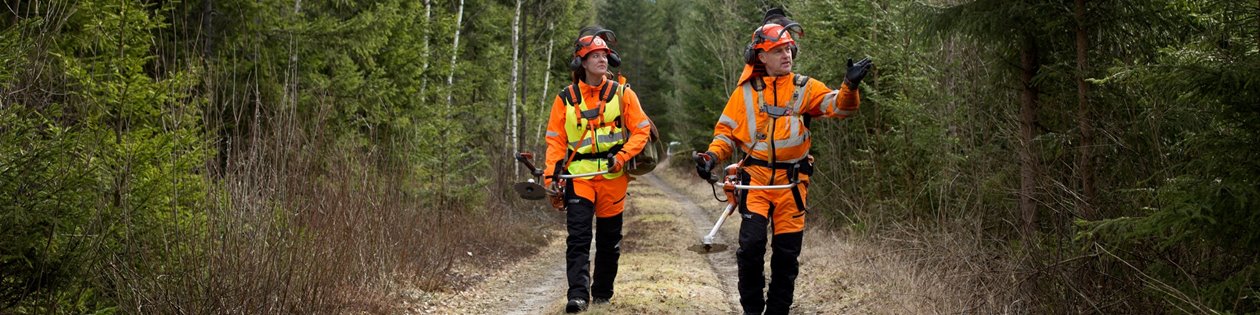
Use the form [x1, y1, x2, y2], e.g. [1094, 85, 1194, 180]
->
[738, 64, 794, 87]
[578, 77, 607, 95]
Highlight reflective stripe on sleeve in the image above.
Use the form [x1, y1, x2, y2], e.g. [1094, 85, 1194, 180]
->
[821, 90, 840, 114]
[714, 134, 736, 148]
[719, 115, 738, 130]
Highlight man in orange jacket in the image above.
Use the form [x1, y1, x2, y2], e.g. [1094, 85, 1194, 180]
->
[695, 9, 872, 315]
[542, 26, 652, 313]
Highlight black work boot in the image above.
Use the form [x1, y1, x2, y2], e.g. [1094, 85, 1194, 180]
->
[592, 297, 611, 305]
[565, 298, 588, 313]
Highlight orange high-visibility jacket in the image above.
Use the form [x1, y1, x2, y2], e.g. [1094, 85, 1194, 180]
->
[707, 70, 859, 184]
[544, 78, 652, 185]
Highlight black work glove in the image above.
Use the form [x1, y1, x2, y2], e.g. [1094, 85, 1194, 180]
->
[844, 57, 873, 89]
[607, 151, 628, 173]
[694, 151, 718, 183]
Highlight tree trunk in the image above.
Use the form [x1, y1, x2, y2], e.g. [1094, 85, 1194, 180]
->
[1075, 0, 1096, 220]
[445, 0, 464, 107]
[519, 4, 529, 152]
[508, 0, 523, 178]
[536, 21, 555, 143]
[420, 0, 431, 103]
[1019, 34, 1041, 237]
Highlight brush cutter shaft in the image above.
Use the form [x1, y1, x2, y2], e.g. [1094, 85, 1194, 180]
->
[717, 182, 797, 190]
[558, 170, 611, 179]
[702, 203, 737, 245]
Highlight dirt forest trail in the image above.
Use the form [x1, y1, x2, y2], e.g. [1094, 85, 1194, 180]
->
[408, 169, 906, 314]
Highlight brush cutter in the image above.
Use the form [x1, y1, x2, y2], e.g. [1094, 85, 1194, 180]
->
[512, 151, 610, 202]
[687, 154, 803, 254]
[513, 152, 552, 200]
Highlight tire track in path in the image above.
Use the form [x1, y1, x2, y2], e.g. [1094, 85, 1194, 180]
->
[414, 172, 740, 314]
[641, 173, 742, 310]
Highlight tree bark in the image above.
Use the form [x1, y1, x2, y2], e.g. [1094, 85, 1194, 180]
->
[445, 0, 464, 107]
[1019, 34, 1041, 237]
[420, 0, 431, 103]
[536, 21, 555, 143]
[1075, 0, 1096, 220]
[508, 0, 522, 178]
[520, 4, 529, 152]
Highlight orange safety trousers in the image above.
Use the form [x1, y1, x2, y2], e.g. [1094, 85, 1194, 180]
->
[568, 174, 629, 218]
[741, 166, 808, 234]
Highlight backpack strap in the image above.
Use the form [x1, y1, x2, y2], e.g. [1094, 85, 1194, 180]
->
[793, 74, 809, 87]
[788, 74, 813, 128]
[600, 81, 620, 103]
[750, 77, 766, 92]
[559, 84, 582, 107]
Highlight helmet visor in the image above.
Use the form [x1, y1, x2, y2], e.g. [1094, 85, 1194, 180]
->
[757, 22, 803, 44]
[576, 28, 617, 57]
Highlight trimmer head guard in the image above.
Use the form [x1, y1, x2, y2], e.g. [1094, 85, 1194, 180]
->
[686, 243, 729, 254]
[513, 182, 548, 200]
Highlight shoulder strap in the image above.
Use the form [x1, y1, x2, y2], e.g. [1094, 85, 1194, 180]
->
[750, 77, 766, 92]
[559, 84, 582, 106]
[600, 81, 620, 103]
[793, 74, 813, 129]
[793, 74, 809, 87]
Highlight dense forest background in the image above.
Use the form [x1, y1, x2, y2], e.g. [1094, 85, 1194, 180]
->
[2, 0, 1258, 313]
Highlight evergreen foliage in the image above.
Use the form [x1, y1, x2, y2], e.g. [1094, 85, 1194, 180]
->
[2, 0, 1258, 312]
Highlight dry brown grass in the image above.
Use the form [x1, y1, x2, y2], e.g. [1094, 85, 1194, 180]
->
[100, 110, 548, 313]
[657, 159, 1020, 314]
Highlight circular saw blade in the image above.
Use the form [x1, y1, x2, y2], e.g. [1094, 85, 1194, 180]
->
[686, 243, 729, 254]
[513, 182, 547, 200]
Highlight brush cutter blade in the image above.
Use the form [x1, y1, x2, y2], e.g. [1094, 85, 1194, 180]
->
[686, 243, 729, 254]
[514, 182, 547, 200]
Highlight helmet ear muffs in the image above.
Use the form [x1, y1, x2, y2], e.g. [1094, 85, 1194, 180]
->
[569, 56, 583, 71]
[608, 52, 621, 68]
[790, 44, 799, 59]
[743, 43, 757, 65]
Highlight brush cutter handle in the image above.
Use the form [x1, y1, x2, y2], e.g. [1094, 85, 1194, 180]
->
[558, 170, 610, 179]
[515, 152, 544, 177]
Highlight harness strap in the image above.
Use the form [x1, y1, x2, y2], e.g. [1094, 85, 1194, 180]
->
[600, 81, 619, 102]
[743, 156, 813, 212]
[569, 143, 624, 161]
[559, 85, 582, 106]
[742, 156, 813, 174]
[791, 185, 808, 213]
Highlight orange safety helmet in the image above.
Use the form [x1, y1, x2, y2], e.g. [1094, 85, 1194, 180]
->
[570, 27, 621, 71]
[743, 8, 803, 65]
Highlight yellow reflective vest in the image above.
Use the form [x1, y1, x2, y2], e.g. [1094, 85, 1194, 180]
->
[562, 81, 627, 179]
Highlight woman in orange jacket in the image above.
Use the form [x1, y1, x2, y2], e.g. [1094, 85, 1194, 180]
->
[542, 26, 652, 313]
[694, 9, 872, 315]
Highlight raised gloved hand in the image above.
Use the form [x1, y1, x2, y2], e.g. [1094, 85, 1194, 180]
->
[844, 57, 873, 89]
[694, 151, 718, 183]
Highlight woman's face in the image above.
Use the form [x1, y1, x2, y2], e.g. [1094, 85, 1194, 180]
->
[582, 50, 609, 77]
